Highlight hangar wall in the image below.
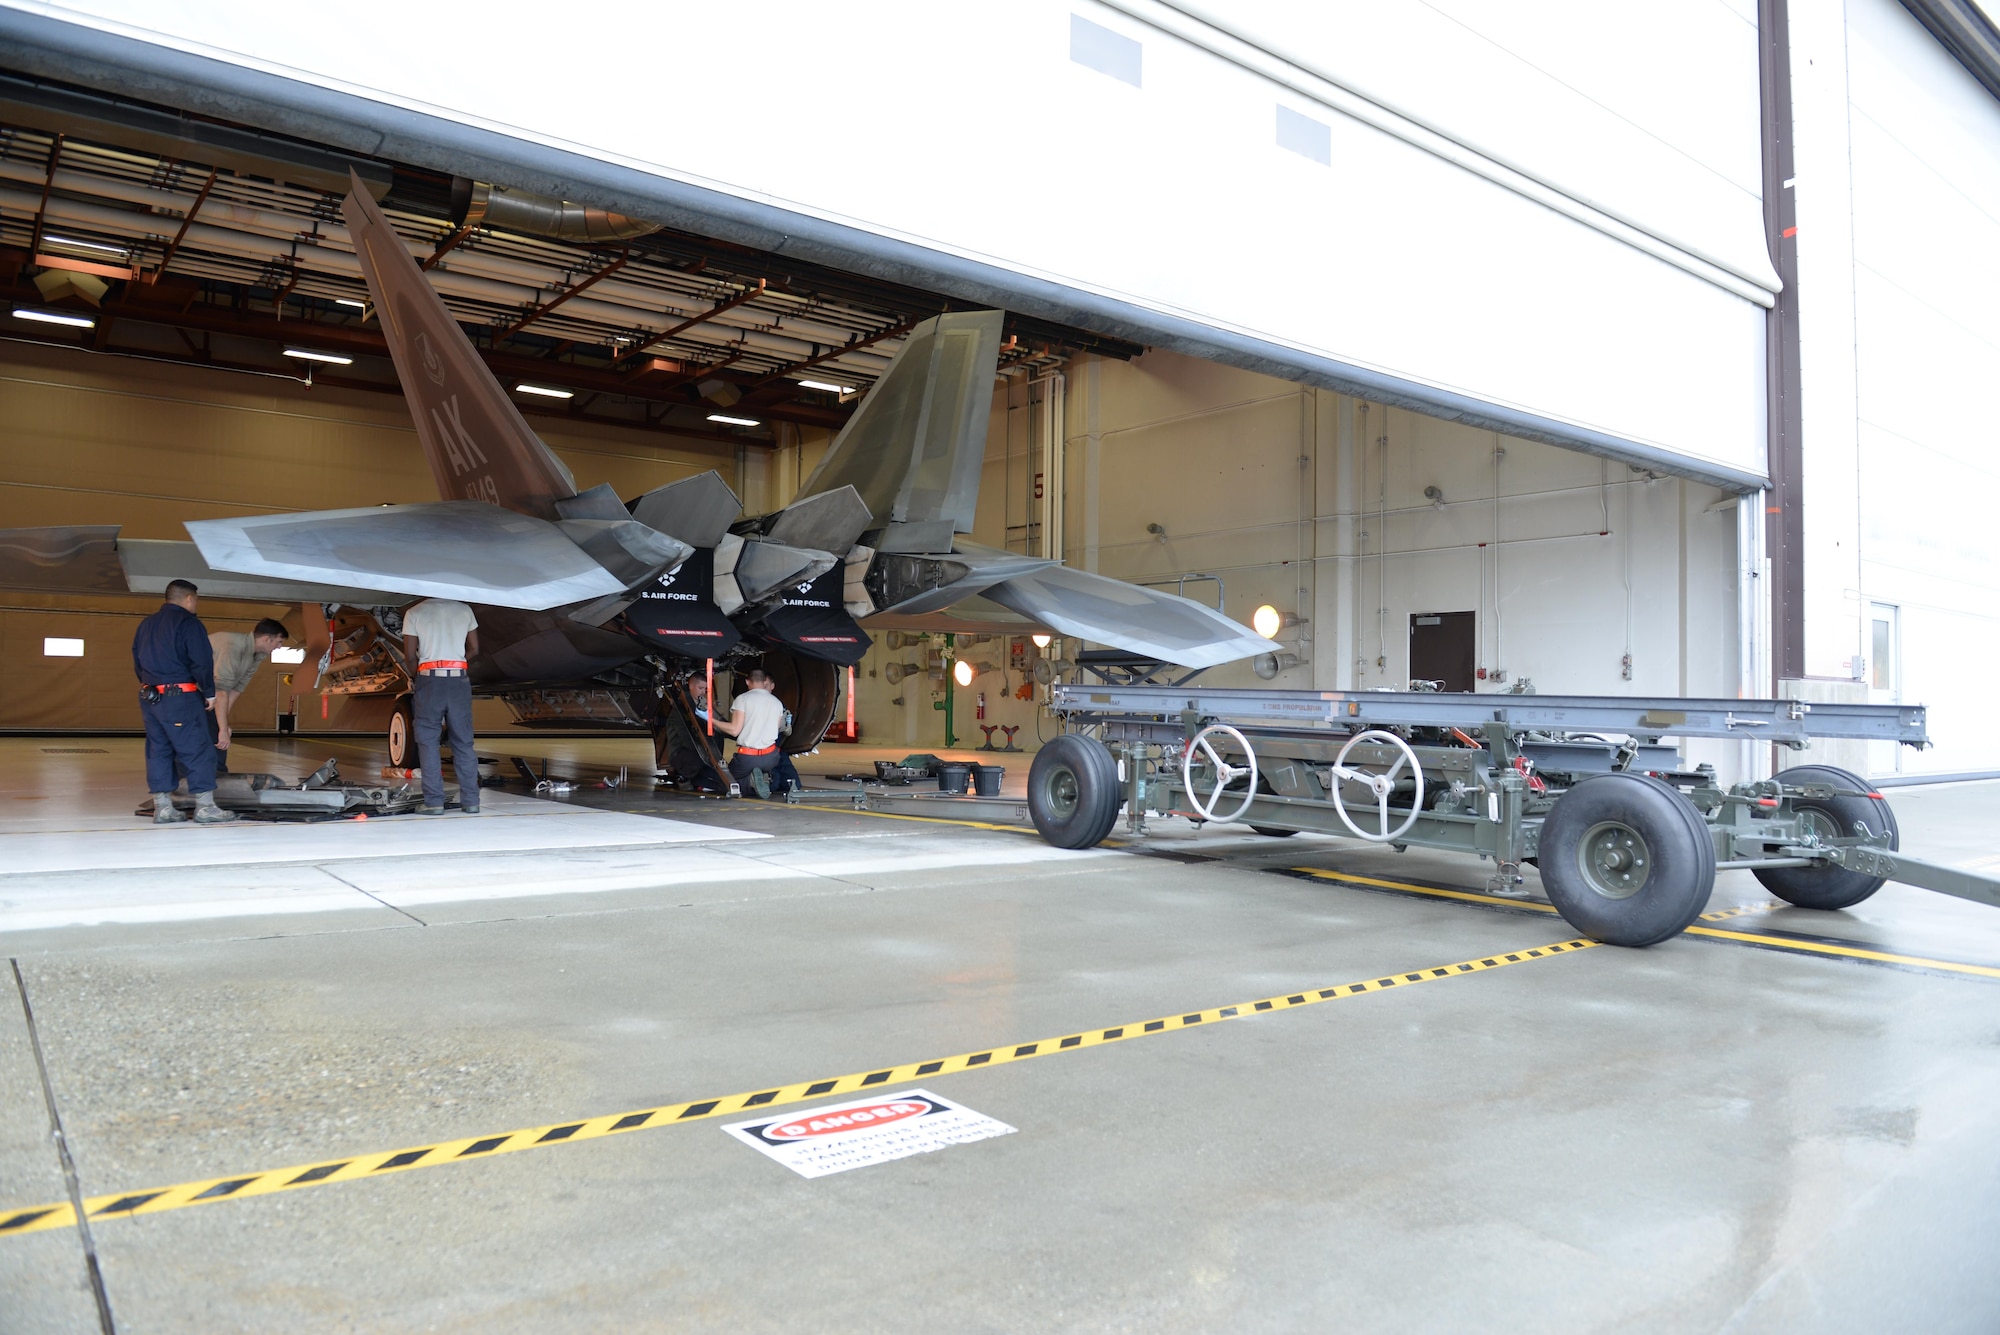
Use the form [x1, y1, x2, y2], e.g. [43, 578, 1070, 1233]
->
[1788, 0, 2000, 778]
[5, 0, 1774, 487]
[773, 353, 1747, 779]
[0, 342, 735, 731]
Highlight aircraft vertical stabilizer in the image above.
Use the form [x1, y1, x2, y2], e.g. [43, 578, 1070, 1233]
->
[342, 173, 578, 520]
[794, 311, 1004, 552]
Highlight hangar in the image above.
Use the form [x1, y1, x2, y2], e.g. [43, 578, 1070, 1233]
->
[0, 1, 1997, 1330]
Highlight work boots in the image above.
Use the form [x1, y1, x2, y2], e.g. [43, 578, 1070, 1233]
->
[192, 792, 238, 824]
[152, 793, 186, 824]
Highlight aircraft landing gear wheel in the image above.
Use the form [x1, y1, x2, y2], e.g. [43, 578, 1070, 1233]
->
[1182, 725, 1258, 824]
[1753, 764, 1900, 909]
[1538, 773, 1715, 946]
[1328, 729, 1425, 843]
[1028, 735, 1121, 849]
[386, 695, 416, 769]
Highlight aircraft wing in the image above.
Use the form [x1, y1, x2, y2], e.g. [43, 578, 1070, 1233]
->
[0, 526, 415, 605]
[186, 503, 628, 610]
[983, 566, 1277, 668]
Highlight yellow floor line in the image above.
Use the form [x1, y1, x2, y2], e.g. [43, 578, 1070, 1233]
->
[1290, 866, 2000, 978]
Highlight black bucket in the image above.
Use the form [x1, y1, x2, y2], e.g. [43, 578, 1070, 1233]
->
[937, 762, 971, 795]
[971, 764, 1004, 798]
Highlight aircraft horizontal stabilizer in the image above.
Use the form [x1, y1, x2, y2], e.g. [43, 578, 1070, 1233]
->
[983, 566, 1277, 668]
[728, 537, 838, 607]
[862, 539, 1056, 618]
[186, 503, 627, 610]
[631, 471, 740, 549]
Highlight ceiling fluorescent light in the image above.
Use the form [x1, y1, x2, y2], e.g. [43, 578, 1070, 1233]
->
[42, 637, 84, 657]
[707, 413, 761, 427]
[42, 235, 128, 256]
[12, 308, 95, 328]
[334, 298, 368, 310]
[282, 347, 353, 365]
[270, 646, 307, 664]
[796, 379, 854, 394]
[514, 383, 574, 399]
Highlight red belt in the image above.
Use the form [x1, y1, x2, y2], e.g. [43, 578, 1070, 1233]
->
[419, 660, 467, 671]
[737, 743, 779, 756]
[149, 682, 200, 693]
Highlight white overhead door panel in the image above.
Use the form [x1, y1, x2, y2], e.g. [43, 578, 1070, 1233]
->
[1163, 0, 1774, 294]
[5, 0, 1775, 483]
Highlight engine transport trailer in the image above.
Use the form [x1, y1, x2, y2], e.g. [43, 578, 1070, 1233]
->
[1023, 684, 2000, 947]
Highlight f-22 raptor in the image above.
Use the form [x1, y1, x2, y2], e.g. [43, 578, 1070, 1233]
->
[0, 173, 1274, 767]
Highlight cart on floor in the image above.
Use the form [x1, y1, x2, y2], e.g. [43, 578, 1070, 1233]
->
[1026, 684, 1998, 947]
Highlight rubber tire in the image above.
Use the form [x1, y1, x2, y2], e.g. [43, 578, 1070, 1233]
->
[1538, 772, 1716, 947]
[1249, 825, 1297, 838]
[1027, 735, 1121, 850]
[1752, 764, 1899, 910]
[386, 695, 416, 769]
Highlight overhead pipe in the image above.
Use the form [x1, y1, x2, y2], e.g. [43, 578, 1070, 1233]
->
[452, 178, 657, 243]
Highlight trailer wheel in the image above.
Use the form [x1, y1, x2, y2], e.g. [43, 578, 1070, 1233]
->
[386, 694, 416, 769]
[1028, 735, 1121, 849]
[1753, 764, 1900, 910]
[1539, 773, 1715, 946]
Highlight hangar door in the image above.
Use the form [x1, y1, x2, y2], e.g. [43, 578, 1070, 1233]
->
[8, 0, 1776, 488]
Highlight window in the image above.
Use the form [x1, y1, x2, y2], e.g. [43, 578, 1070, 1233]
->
[42, 637, 83, 657]
[1071, 14, 1141, 87]
[1869, 605, 1897, 693]
[1277, 105, 1332, 165]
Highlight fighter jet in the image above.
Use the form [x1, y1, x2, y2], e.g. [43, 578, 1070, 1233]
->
[0, 174, 1274, 767]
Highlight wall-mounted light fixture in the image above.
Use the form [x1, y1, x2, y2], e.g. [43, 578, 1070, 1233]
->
[952, 660, 998, 686]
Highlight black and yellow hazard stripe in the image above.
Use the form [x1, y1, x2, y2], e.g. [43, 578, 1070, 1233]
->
[0, 933, 1596, 1238]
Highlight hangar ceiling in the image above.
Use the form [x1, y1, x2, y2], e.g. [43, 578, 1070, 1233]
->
[0, 73, 1139, 445]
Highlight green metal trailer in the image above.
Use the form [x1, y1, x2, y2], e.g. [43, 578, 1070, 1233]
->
[1026, 684, 1994, 947]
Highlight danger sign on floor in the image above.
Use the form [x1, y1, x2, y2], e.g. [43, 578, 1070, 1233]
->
[722, 1089, 1015, 1179]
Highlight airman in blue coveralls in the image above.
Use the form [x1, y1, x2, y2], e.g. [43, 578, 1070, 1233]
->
[131, 579, 237, 825]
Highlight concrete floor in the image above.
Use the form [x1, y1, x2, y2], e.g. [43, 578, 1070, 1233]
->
[1, 736, 1997, 1332]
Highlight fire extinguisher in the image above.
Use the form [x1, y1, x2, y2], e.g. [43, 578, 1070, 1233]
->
[976, 692, 986, 720]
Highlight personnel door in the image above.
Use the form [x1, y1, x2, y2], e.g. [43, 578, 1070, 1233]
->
[1409, 611, 1476, 692]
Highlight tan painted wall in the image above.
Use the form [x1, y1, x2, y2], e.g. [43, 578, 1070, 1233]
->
[0, 341, 738, 731]
[815, 349, 1742, 773]
[3, 340, 1746, 782]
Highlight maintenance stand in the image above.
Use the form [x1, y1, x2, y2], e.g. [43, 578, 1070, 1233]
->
[1024, 684, 1998, 947]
